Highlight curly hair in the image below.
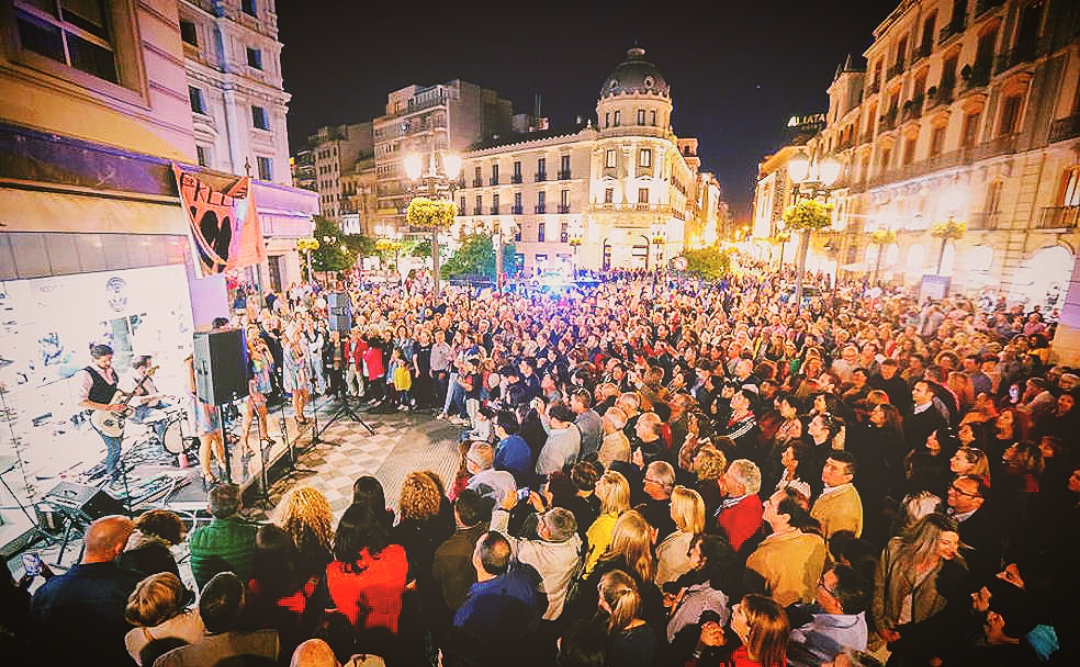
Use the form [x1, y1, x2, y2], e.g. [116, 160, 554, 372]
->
[274, 486, 334, 560]
[399, 471, 442, 520]
[694, 445, 727, 482]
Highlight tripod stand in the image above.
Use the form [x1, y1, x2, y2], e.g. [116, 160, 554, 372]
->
[315, 340, 374, 439]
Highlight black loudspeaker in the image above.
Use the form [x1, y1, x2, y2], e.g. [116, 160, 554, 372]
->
[193, 329, 249, 405]
[42, 482, 127, 521]
[327, 292, 352, 334]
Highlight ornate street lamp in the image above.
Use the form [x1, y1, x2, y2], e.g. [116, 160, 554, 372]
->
[403, 148, 461, 298]
[493, 218, 517, 288]
[297, 236, 320, 283]
[785, 149, 841, 309]
[568, 219, 584, 276]
[650, 221, 666, 271]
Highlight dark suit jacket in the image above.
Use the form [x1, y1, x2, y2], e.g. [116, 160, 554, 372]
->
[957, 506, 1002, 586]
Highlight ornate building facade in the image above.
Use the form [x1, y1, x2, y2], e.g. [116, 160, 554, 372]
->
[754, 0, 1080, 308]
[179, 0, 291, 184]
[455, 48, 723, 273]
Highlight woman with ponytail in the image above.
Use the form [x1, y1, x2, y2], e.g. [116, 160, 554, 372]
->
[597, 569, 658, 667]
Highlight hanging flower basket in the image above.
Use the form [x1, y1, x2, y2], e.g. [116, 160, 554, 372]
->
[297, 237, 320, 252]
[375, 238, 402, 253]
[406, 197, 458, 229]
[781, 199, 833, 231]
[568, 237, 583, 247]
[870, 229, 897, 245]
[772, 230, 791, 244]
[930, 219, 966, 239]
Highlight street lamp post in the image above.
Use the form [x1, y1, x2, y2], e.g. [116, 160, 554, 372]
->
[403, 147, 461, 298]
[568, 219, 584, 276]
[785, 149, 841, 309]
[492, 218, 517, 289]
[650, 221, 666, 271]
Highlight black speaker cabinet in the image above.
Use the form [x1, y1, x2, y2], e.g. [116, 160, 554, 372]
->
[42, 482, 127, 521]
[327, 292, 352, 333]
[193, 329, 249, 405]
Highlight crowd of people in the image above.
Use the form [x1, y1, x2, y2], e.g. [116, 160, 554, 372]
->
[4, 265, 1080, 667]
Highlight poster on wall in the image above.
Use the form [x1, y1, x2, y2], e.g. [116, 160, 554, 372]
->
[0, 264, 195, 494]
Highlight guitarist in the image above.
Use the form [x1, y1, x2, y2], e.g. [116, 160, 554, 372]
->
[75, 344, 126, 480]
[124, 354, 173, 445]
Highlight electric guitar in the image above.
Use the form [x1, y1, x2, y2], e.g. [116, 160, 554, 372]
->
[89, 366, 159, 438]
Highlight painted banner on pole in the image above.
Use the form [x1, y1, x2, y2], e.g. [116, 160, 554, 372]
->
[172, 164, 266, 276]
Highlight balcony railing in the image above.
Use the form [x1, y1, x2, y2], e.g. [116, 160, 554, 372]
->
[975, 0, 1006, 17]
[489, 176, 499, 185]
[902, 96, 924, 121]
[968, 211, 1001, 230]
[1037, 206, 1080, 230]
[939, 19, 966, 45]
[1050, 115, 1080, 144]
[534, 204, 546, 214]
[887, 62, 906, 80]
[960, 61, 992, 92]
[879, 109, 898, 132]
[995, 41, 1042, 75]
[557, 204, 571, 214]
[915, 41, 933, 61]
[925, 83, 954, 110]
[557, 170, 572, 180]
[535, 172, 547, 182]
[511, 205, 523, 215]
[968, 133, 1017, 161]
[511, 174, 523, 184]
[472, 178, 483, 187]
[490, 206, 499, 215]
[866, 80, 880, 96]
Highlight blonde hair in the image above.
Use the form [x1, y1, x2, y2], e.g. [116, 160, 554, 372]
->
[598, 569, 641, 634]
[595, 471, 631, 516]
[600, 510, 654, 583]
[274, 486, 334, 559]
[399, 471, 443, 520]
[670, 486, 705, 534]
[694, 445, 727, 482]
[125, 572, 187, 627]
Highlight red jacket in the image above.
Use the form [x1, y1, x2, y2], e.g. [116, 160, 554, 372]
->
[326, 544, 408, 632]
[362, 345, 384, 380]
[716, 494, 763, 553]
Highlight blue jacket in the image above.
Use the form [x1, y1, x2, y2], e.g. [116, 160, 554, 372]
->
[453, 562, 544, 638]
[495, 434, 533, 486]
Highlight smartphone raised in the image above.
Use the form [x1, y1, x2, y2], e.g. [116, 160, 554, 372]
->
[21, 551, 43, 577]
[516, 487, 531, 501]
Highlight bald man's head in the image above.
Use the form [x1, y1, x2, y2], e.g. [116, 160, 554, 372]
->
[82, 515, 134, 563]
[289, 639, 340, 667]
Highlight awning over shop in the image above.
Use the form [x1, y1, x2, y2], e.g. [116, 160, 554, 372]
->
[251, 180, 317, 239]
[0, 186, 187, 234]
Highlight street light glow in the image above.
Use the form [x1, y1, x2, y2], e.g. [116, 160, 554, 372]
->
[442, 153, 461, 179]
[403, 153, 423, 180]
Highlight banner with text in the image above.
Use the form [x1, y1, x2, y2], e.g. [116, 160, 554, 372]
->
[172, 164, 267, 277]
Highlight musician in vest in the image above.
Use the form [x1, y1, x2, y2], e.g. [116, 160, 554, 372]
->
[76, 344, 126, 480]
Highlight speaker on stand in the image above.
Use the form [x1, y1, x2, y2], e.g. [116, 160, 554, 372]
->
[319, 293, 373, 438]
[193, 329, 248, 485]
[40, 481, 127, 566]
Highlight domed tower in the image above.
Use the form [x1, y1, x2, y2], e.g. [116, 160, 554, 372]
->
[596, 47, 672, 137]
[585, 47, 690, 271]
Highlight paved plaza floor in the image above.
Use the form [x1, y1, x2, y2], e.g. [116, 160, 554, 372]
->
[14, 397, 464, 591]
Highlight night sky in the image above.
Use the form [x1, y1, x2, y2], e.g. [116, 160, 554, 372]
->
[278, 1, 898, 219]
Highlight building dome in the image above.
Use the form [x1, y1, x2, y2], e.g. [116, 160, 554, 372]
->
[600, 47, 670, 99]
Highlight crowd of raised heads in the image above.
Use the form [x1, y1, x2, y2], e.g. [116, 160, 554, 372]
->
[7, 265, 1080, 667]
